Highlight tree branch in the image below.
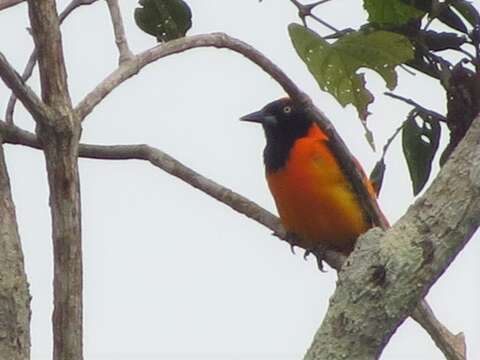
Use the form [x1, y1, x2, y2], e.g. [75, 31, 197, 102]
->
[304, 114, 480, 360]
[26, 1, 83, 359]
[0, 120, 346, 271]
[105, 0, 133, 64]
[4, 0, 99, 124]
[0, 0, 23, 11]
[27, 0, 72, 110]
[0, 52, 52, 124]
[75, 32, 388, 236]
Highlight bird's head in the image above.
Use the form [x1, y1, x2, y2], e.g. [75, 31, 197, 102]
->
[240, 98, 314, 171]
[240, 98, 313, 144]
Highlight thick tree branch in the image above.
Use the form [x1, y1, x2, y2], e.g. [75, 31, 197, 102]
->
[0, 0, 23, 11]
[5, 0, 99, 123]
[27, 0, 72, 111]
[305, 115, 480, 360]
[26, 1, 83, 359]
[0, 138, 31, 360]
[0, 52, 52, 124]
[105, 0, 133, 64]
[0, 120, 466, 357]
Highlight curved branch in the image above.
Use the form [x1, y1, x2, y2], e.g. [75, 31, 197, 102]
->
[75, 32, 388, 236]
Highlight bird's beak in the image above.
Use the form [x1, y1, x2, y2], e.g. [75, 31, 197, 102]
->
[240, 110, 277, 126]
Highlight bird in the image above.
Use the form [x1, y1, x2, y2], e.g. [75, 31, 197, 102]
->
[240, 98, 383, 265]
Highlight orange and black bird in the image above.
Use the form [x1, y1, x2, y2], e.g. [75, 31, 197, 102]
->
[241, 98, 382, 259]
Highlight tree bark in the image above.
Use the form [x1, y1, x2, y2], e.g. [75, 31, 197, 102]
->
[304, 115, 480, 360]
[27, 1, 83, 359]
[0, 140, 31, 360]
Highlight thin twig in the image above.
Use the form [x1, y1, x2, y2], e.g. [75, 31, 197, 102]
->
[105, 0, 134, 64]
[4, 0, 98, 123]
[5, 50, 36, 124]
[384, 92, 447, 123]
[288, 0, 338, 32]
[381, 121, 405, 160]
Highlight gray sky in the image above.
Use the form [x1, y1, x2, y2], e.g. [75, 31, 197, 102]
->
[0, 1, 479, 359]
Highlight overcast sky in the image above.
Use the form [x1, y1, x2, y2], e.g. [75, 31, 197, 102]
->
[0, 1, 479, 359]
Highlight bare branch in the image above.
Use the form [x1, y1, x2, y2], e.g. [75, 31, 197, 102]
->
[0, 120, 345, 270]
[0, 51, 52, 124]
[412, 300, 466, 360]
[4, 0, 99, 124]
[27, 0, 72, 110]
[288, 0, 338, 32]
[105, 0, 134, 64]
[27, 1, 83, 359]
[75, 33, 304, 121]
[384, 92, 447, 123]
[60, 0, 98, 20]
[75, 31, 388, 240]
[5, 50, 37, 124]
[0, 0, 23, 11]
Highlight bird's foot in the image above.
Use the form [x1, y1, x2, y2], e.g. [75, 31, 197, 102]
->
[273, 230, 303, 254]
[304, 244, 328, 272]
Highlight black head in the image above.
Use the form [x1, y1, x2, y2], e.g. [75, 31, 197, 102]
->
[240, 98, 313, 171]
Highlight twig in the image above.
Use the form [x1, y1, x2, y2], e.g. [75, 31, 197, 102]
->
[381, 121, 405, 160]
[384, 92, 447, 122]
[288, 0, 338, 32]
[0, 0, 23, 11]
[0, 52, 52, 124]
[5, 50, 37, 124]
[4, 0, 98, 123]
[105, 0, 134, 64]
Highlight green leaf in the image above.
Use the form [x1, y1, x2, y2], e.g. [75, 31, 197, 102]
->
[364, 0, 425, 26]
[289, 24, 414, 120]
[402, 111, 441, 195]
[135, 0, 192, 42]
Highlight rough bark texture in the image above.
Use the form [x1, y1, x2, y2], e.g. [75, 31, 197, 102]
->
[27, 1, 83, 359]
[0, 141, 31, 360]
[304, 115, 480, 360]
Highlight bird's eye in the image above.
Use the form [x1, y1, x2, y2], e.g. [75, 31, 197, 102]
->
[283, 106, 292, 114]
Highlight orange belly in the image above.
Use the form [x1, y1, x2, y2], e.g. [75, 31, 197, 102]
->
[266, 127, 371, 254]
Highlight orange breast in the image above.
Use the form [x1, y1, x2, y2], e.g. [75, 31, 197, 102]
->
[266, 125, 372, 254]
